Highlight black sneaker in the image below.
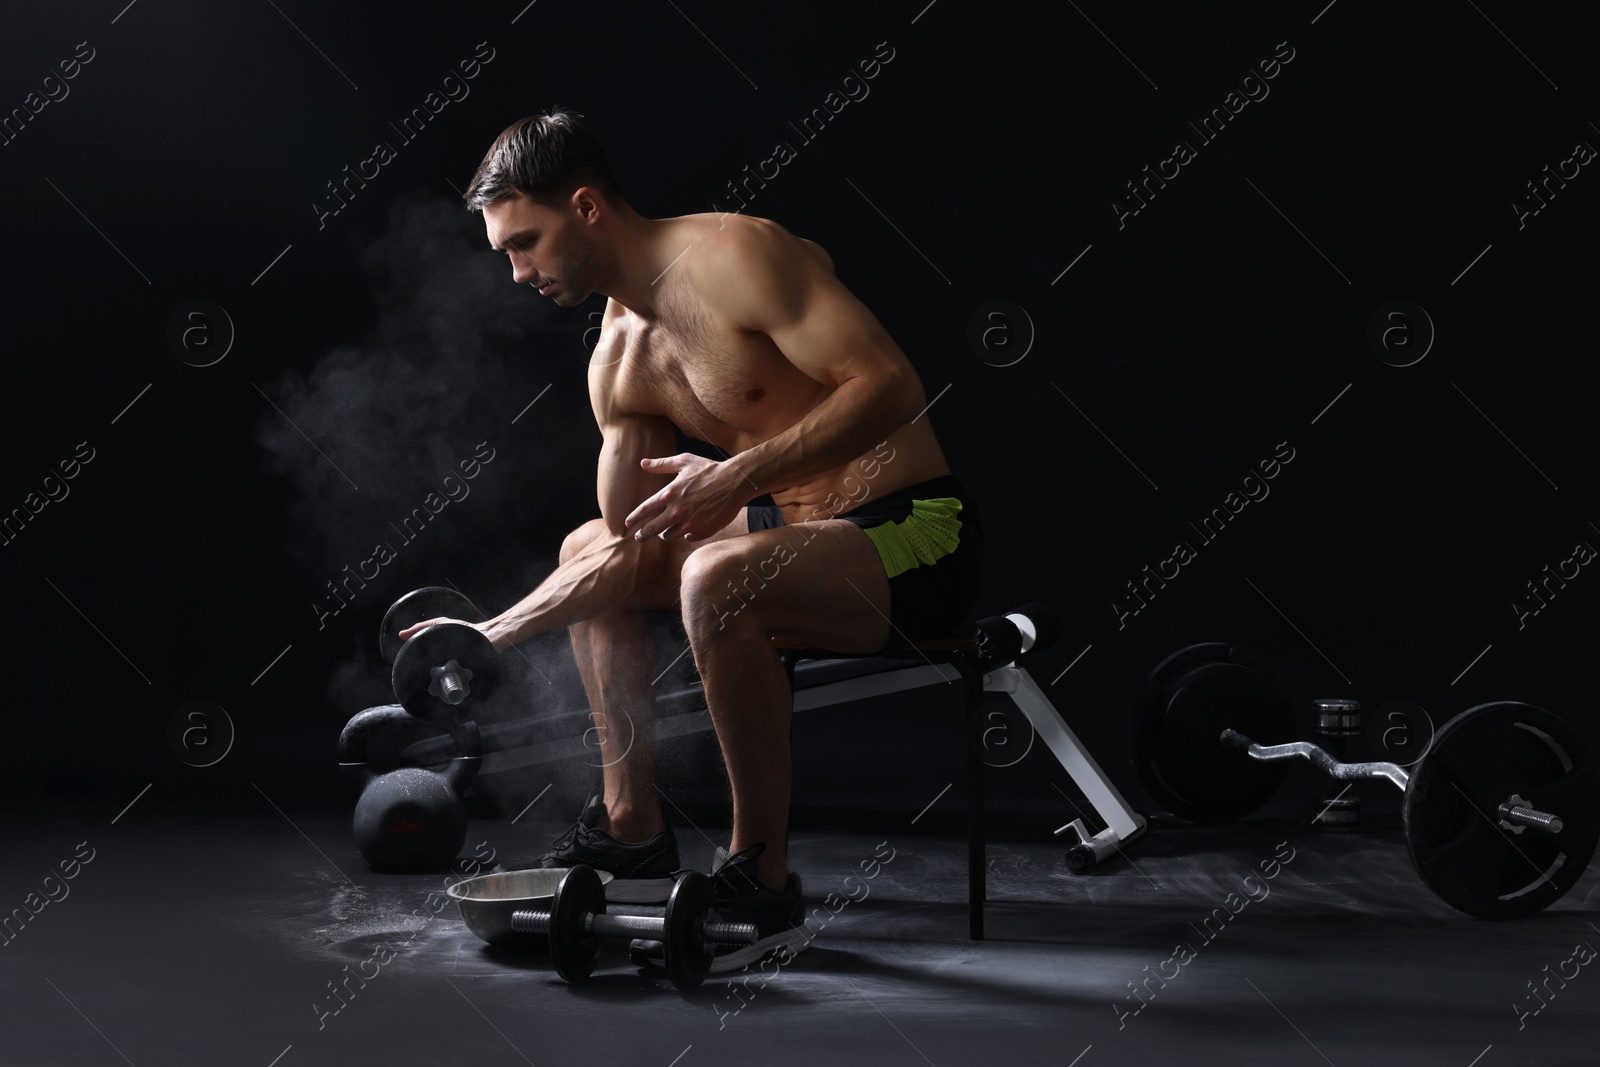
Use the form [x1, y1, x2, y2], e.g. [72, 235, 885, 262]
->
[532, 794, 679, 903]
[630, 844, 812, 974]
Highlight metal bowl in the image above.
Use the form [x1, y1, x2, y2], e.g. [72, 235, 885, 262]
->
[448, 868, 614, 948]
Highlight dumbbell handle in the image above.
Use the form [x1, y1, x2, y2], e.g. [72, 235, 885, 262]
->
[1221, 729, 1411, 791]
[509, 907, 758, 946]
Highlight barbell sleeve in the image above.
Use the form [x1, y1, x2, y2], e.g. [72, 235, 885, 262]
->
[1500, 799, 1563, 834]
[1220, 729, 1411, 791]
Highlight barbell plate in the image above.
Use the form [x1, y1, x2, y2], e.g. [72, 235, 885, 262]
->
[1147, 642, 1240, 696]
[1403, 701, 1598, 919]
[380, 587, 482, 665]
[1134, 644, 1296, 823]
[391, 622, 500, 728]
[550, 865, 606, 983]
[662, 871, 716, 991]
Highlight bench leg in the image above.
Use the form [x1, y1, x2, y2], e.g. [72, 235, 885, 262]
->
[986, 665, 1148, 847]
[967, 737, 985, 939]
[962, 659, 987, 940]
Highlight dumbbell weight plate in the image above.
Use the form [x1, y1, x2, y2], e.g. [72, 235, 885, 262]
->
[663, 871, 716, 992]
[1134, 644, 1296, 823]
[550, 865, 607, 984]
[1403, 701, 1599, 919]
[391, 622, 500, 728]
[380, 586, 482, 665]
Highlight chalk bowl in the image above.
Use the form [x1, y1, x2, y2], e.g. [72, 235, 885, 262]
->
[449, 867, 614, 950]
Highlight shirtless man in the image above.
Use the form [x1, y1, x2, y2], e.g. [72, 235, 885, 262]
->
[401, 110, 984, 970]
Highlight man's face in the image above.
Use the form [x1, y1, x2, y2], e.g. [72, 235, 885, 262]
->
[483, 190, 609, 308]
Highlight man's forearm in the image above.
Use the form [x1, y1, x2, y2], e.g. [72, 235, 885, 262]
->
[483, 529, 644, 648]
[728, 374, 920, 498]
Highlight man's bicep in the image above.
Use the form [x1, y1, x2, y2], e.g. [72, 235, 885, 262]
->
[596, 414, 675, 536]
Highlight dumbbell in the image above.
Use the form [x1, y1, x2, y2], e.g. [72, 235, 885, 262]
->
[381, 587, 501, 728]
[1311, 698, 1362, 832]
[381, 586, 482, 663]
[1137, 643, 1599, 918]
[509, 865, 758, 991]
[339, 704, 482, 871]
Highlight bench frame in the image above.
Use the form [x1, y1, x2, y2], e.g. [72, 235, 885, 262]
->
[467, 634, 1148, 939]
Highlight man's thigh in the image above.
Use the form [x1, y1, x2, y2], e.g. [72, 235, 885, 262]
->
[624, 506, 753, 611]
[686, 520, 892, 654]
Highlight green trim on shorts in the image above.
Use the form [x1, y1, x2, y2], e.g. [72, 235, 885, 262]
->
[862, 497, 964, 580]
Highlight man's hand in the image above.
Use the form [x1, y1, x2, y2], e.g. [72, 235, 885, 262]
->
[625, 453, 748, 542]
[395, 617, 509, 652]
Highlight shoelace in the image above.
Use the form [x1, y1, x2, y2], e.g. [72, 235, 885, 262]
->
[667, 842, 765, 881]
[536, 813, 589, 863]
[707, 843, 770, 901]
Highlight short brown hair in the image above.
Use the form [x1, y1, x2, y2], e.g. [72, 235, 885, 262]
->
[463, 109, 627, 212]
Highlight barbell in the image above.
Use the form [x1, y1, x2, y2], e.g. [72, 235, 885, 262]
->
[1135, 643, 1598, 918]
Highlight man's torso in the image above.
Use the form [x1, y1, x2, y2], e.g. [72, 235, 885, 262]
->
[589, 214, 950, 524]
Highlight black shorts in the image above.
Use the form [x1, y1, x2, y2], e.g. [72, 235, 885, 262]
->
[746, 474, 985, 646]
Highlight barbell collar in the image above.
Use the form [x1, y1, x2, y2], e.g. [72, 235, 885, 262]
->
[1220, 729, 1411, 791]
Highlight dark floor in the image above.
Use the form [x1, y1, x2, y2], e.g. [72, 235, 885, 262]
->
[2, 796, 1595, 1067]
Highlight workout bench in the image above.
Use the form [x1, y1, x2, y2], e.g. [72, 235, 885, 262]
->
[425, 603, 1149, 939]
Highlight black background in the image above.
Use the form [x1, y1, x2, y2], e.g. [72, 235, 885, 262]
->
[2, 1, 1594, 829]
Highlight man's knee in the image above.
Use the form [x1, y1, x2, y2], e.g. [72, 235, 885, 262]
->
[680, 545, 759, 638]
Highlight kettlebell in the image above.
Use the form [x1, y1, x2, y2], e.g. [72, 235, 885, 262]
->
[338, 704, 482, 872]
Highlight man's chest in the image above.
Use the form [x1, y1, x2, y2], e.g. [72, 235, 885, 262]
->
[605, 315, 811, 439]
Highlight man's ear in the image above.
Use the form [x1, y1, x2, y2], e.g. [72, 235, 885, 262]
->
[572, 186, 603, 223]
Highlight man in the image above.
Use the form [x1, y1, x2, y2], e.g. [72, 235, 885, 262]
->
[400, 110, 983, 971]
